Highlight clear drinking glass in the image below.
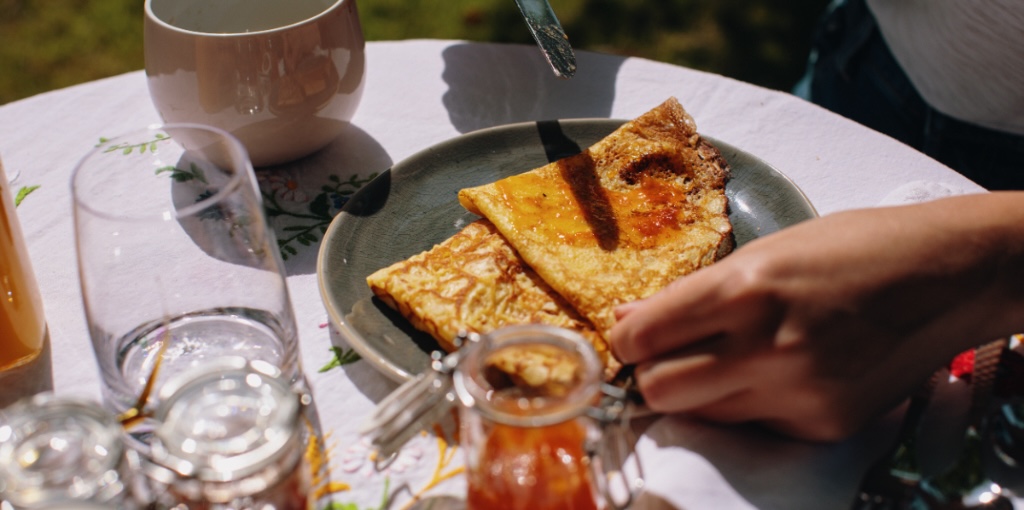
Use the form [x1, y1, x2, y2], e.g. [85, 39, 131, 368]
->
[70, 124, 303, 447]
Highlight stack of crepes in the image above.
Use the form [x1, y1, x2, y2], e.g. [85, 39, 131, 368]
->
[366, 97, 734, 386]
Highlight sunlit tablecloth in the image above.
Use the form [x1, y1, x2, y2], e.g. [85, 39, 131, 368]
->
[0, 40, 1001, 509]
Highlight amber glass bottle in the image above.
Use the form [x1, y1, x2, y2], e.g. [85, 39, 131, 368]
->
[0, 157, 45, 371]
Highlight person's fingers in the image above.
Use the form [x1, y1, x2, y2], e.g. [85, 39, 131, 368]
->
[632, 343, 748, 414]
[613, 280, 783, 366]
[611, 269, 737, 364]
[613, 299, 641, 320]
[661, 368, 863, 441]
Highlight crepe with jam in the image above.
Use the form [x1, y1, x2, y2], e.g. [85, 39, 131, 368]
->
[365, 219, 621, 380]
[367, 97, 733, 382]
[458, 97, 733, 337]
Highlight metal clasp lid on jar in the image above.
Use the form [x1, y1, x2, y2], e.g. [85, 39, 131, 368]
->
[0, 393, 133, 509]
[140, 357, 311, 506]
[361, 325, 646, 509]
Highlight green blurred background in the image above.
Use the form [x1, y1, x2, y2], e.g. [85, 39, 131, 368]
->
[0, 0, 831, 105]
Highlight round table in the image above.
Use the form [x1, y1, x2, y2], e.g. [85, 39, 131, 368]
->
[0, 40, 998, 509]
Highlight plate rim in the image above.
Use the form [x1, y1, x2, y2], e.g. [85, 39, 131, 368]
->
[316, 118, 818, 382]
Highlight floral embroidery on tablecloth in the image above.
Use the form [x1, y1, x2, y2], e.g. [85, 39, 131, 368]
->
[340, 436, 426, 478]
[94, 133, 378, 261]
[312, 329, 463, 510]
[256, 169, 377, 260]
[263, 171, 310, 202]
[320, 345, 362, 372]
[318, 321, 363, 372]
[312, 429, 461, 510]
[328, 426, 463, 510]
[400, 425, 465, 510]
[310, 318, 465, 509]
[98, 132, 172, 155]
[14, 185, 40, 206]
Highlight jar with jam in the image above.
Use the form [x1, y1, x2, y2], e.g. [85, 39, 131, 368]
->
[364, 324, 644, 510]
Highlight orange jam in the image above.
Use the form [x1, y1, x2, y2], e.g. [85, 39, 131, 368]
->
[466, 418, 599, 510]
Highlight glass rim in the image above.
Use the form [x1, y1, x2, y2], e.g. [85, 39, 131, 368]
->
[70, 122, 253, 223]
[144, 0, 350, 38]
[0, 394, 125, 493]
[150, 357, 302, 482]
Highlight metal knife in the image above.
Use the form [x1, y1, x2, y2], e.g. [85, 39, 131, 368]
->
[513, 0, 577, 78]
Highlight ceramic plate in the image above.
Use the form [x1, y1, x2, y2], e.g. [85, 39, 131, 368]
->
[316, 119, 818, 382]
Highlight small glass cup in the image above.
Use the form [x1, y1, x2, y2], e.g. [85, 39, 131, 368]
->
[0, 394, 136, 509]
[70, 124, 304, 448]
[138, 357, 313, 510]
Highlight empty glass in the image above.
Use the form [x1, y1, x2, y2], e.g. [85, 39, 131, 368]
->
[70, 124, 303, 448]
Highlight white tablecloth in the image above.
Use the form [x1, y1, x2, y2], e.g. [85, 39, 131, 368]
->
[0, 40, 997, 509]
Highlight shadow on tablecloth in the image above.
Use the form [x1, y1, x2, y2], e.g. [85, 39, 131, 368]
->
[256, 122, 393, 276]
[636, 413, 901, 510]
[441, 43, 626, 134]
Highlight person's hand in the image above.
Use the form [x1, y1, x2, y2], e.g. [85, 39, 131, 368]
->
[610, 192, 1024, 441]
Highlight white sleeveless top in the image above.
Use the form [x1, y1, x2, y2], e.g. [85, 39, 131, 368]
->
[865, 0, 1024, 135]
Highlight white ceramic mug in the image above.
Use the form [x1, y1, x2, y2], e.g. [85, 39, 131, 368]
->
[144, 0, 365, 167]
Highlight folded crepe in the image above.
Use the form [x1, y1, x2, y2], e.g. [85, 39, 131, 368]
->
[367, 96, 733, 382]
[458, 96, 734, 337]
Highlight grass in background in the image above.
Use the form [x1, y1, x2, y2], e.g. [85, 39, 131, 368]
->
[0, 0, 143, 103]
[0, 0, 829, 105]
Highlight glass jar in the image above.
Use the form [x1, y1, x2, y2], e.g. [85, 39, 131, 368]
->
[364, 324, 644, 510]
[0, 394, 135, 509]
[139, 358, 312, 510]
[0, 156, 46, 372]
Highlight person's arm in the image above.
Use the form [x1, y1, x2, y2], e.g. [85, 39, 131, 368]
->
[610, 191, 1024, 441]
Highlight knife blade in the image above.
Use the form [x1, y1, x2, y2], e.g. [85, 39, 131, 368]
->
[513, 0, 577, 78]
